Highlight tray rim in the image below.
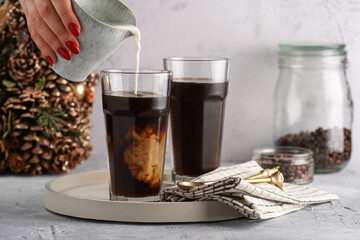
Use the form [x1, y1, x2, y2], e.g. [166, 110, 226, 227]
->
[44, 170, 244, 223]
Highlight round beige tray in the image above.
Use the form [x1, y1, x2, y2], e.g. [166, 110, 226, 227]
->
[44, 169, 243, 223]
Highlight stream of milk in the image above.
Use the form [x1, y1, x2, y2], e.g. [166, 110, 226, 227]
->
[115, 24, 141, 95]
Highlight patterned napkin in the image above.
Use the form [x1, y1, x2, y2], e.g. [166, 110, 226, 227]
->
[160, 161, 339, 219]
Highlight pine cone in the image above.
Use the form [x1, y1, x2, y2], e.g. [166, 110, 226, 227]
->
[0, 29, 7, 45]
[2, 86, 51, 175]
[0, 140, 8, 172]
[49, 136, 90, 173]
[0, 28, 16, 56]
[81, 73, 99, 117]
[6, 2, 25, 35]
[85, 72, 100, 87]
[83, 73, 99, 104]
[0, 65, 6, 79]
[7, 152, 24, 173]
[16, 28, 32, 48]
[42, 65, 95, 160]
[0, 89, 9, 105]
[8, 49, 41, 87]
[43, 66, 75, 109]
[42, 66, 89, 137]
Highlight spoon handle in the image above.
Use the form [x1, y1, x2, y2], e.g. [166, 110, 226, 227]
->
[247, 178, 272, 184]
[203, 181, 216, 185]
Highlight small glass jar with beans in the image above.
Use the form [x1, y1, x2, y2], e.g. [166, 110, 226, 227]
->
[252, 147, 314, 184]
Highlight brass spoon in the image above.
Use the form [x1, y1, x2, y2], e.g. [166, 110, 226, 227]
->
[245, 166, 280, 180]
[177, 169, 286, 192]
[246, 171, 286, 192]
[177, 181, 215, 191]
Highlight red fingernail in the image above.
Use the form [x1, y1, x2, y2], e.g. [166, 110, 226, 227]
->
[57, 47, 71, 60]
[68, 23, 80, 37]
[65, 40, 80, 55]
[45, 56, 54, 66]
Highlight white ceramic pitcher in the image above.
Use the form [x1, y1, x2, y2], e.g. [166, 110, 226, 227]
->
[52, 0, 136, 82]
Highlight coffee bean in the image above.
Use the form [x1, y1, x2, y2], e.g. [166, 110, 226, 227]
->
[277, 127, 351, 172]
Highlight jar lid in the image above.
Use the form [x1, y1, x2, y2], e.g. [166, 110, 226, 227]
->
[279, 43, 346, 57]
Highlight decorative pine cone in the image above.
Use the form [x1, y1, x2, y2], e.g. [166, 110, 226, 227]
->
[0, 140, 8, 172]
[49, 136, 91, 173]
[84, 72, 99, 104]
[8, 49, 41, 87]
[6, 2, 25, 35]
[42, 67, 83, 135]
[0, 89, 9, 105]
[0, 30, 7, 45]
[0, 65, 6, 79]
[42, 65, 74, 107]
[7, 153, 24, 173]
[1, 87, 51, 175]
[85, 72, 100, 87]
[42, 66, 95, 145]
[16, 29, 42, 58]
[16, 28, 32, 47]
[0, 28, 16, 56]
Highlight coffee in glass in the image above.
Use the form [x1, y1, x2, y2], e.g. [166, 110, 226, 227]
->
[101, 70, 171, 201]
[164, 57, 229, 180]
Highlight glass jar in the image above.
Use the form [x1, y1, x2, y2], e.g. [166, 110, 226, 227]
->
[252, 147, 314, 184]
[274, 43, 353, 173]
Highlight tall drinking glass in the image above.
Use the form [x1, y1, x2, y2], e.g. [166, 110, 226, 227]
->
[164, 57, 230, 181]
[101, 70, 172, 201]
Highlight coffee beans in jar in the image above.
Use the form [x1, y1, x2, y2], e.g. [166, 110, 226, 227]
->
[274, 44, 353, 174]
[277, 127, 351, 173]
[252, 147, 314, 185]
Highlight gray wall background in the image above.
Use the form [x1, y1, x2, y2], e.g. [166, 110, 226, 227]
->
[90, 0, 359, 166]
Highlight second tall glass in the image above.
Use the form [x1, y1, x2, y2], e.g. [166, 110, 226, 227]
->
[164, 57, 230, 180]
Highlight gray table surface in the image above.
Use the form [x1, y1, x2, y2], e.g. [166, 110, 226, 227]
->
[0, 154, 359, 240]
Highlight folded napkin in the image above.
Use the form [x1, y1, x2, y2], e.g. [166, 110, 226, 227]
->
[160, 161, 339, 219]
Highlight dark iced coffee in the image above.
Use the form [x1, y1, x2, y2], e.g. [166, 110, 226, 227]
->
[103, 91, 169, 198]
[170, 81, 228, 176]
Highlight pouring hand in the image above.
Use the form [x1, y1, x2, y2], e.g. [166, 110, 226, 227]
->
[19, 0, 81, 66]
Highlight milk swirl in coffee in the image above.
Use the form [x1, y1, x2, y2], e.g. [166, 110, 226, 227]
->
[103, 92, 169, 198]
